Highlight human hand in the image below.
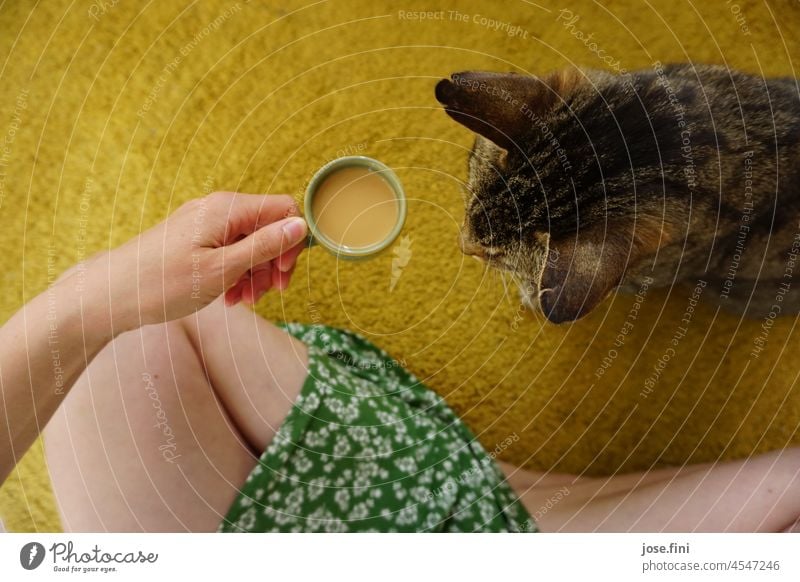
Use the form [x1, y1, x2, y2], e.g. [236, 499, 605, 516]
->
[71, 192, 307, 332]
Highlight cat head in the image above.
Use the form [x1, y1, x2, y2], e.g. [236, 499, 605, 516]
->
[436, 70, 675, 323]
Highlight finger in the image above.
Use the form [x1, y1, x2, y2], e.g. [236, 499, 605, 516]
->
[242, 286, 256, 305]
[225, 284, 244, 306]
[221, 193, 300, 245]
[249, 258, 275, 277]
[246, 268, 274, 303]
[241, 267, 270, 304]
[225, 277, 250, 306]
[223, 216, 307, 277]
[272, 265, 292, 291]
[282, 263, 298, 290]
[227, 260, 273, 305]
[275, 241, 306, 273]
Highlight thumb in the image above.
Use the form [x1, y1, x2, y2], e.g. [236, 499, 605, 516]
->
[224, 216, 308, 275]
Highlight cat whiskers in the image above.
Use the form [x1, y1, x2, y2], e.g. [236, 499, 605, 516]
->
[484, 257, 516, 305]
[500, 270, 514, 304]
[508, 271, 527, 305]
[486, 260, 504, 299]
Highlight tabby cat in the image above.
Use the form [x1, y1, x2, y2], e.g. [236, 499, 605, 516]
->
[435, 64, 800, 323]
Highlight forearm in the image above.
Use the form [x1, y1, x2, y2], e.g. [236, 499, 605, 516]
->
[0, 192, 307, 485]
[0, 270, 123, 483]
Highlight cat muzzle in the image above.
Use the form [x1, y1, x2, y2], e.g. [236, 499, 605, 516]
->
[459, 235, 487, 260]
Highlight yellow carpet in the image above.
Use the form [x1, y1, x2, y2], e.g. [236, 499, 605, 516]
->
[2, 0, 799, 532]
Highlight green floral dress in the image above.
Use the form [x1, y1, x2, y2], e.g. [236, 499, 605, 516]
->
[218, 323, 536, 533]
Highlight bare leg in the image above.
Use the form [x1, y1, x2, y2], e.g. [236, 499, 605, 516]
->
[503, 448, 800, 532]
[46, 293, 800, 533]
[44, 299, 308, 532]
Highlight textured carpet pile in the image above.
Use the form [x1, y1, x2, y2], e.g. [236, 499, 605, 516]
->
[1, 0, 799, 531]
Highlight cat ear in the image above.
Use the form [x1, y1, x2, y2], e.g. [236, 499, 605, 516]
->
[435, 69, 583, 152]
[537, 217, 669, 324]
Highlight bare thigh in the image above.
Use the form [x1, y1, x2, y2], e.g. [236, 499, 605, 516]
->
[44, 299, 308, 532]
[503, 448, 800, 532]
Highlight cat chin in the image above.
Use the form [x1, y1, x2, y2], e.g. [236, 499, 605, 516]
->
[517, 281, 540, 313]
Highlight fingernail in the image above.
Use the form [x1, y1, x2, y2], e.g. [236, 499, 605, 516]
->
[282, 217, 307, 242]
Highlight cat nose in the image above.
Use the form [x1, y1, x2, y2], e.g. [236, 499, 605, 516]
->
[459, 234, 485, 260]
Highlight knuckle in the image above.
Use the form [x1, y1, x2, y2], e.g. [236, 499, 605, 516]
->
[178, 197, 200, 212]
[209, 252, 228, 281]
[200, 191, 232, 212]
[205, 191, 227, 206]
[256, 226, 285, 258]
[180, 192, 224, 213]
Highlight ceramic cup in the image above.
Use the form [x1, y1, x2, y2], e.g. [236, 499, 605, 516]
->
[304, 156, 406, 260]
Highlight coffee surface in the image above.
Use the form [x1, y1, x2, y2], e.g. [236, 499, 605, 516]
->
[311, 166, 398, 249]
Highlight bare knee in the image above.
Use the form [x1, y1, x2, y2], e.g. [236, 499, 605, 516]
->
[45, 315, 256, 532]
[116, 320, 186, 373]
[56, 319, 197, 411]
[176, 297, 253, 336]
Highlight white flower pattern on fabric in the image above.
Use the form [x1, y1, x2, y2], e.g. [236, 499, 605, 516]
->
[218, 323, 536, 533]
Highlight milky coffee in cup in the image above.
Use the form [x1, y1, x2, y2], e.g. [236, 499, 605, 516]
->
[305, 156, 406, 259]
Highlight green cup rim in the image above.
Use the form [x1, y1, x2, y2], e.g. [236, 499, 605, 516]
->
[304, 155, 406, 259]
